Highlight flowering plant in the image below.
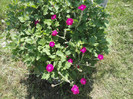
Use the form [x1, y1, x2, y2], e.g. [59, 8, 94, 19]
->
[6, 0, 109, 94]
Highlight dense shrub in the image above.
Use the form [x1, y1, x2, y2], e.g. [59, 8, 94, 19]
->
[6, 0, 109, 94]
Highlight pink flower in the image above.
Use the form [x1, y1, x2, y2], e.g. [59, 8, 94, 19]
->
[52, 30, 58, 36]
[68, 59, 73, 63]
[71, 85, 79, 94]
[80, 47, 87, 53]
[35, 20, 39, 25]
[66, 18, 74, 25]
[46, 64, 54, 72]
[51, 15, 56, 20]
[98, 54, 104, 60]
[49, 41, 55, 47]
[78, 5, 86, 11]
[80, 78, 87, 85]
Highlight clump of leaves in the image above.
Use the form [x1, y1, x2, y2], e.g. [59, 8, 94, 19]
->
[6, 0, 109, 94]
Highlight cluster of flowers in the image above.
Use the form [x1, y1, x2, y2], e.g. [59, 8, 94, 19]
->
[35, 4, 104, 95]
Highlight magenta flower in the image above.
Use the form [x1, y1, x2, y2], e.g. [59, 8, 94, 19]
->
[52, 30, 58, 36]
[51, 15, 56, 20]
[80, 47, 87, 53]
[71, 85, 79, 95]
[66, 18, 74, 25]
[68, 59, 73, 63]
[35, 20, 39, 25]
[46, 64, 54, 72]
[80, 78, 87, 85]
[49, 41, 55, 47]
[78, 5, 86, 11]
[98, 54, 104, 60]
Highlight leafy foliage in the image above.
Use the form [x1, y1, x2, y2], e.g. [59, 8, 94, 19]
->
[5, 0, 109, 91]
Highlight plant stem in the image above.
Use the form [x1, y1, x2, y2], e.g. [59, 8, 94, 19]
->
[78, 53, 84, 64]
[51, 81, 64, 87]
[58, 71, 70, 83]
[79, 63, 96, 68]
[78, 52, 80, 62]
[75, 11, 83, 29]
[57, 35, 68, 42]
[64, 29, 67, 38]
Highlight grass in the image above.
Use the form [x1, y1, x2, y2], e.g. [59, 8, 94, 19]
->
[0, 0, 133, 99]
[90, 0, 133, 98]
[0, 0, 10, 30]
[0, 0, 10, 18]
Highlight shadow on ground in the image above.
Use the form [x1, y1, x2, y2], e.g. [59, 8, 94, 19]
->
[20, 69, 95, 99]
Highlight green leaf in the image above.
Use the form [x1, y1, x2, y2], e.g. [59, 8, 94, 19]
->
[55, 21, 59, 27]
[18, 15, 29, 22]
[56, 50, 63, 56]
[66, 9, 70, 13]
[94, 51, 98, 57]
[94, 43, 99, 46]
[64, 28, 71, 31]
[54, 4, 59, 11]
[71, 71, 77, 80]
[62, 71, 69, 80]
[43, 5, 48, 15]
[18, 17, 25, 22]
[65, 50, 71, 56]
[43, 48, 50, 55]
[57, 61, 62, 71]
[25, 37, 33, 44]
[42, 73, 50, 80]
[51, 72, 55, 78]
[43, 9, 48, 15]
[49, 55, 56, 59]
[56, 50, 66, 62]
[89, 36, 96, 44]
[24, 2, 38, 8]
[66, 14, 70, 18]
[38, 39, 46, 46]
[53, 36, 58, 41]
[38, 46, 43, 52]
[36, 56, 40, 60]
[73, 19, 78, 23]
[62, 61, 71, 70]
[86, 47, 93, 52]
[44, 19, 52, 26]
[53, 61, 58, 66]
[36, 24, 42, 30]
[55, 43, 61, 48]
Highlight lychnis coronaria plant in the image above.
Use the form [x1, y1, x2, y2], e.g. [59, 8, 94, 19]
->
[6, 0, 109, 94]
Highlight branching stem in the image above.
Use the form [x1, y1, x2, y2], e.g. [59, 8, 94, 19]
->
[58, 71, 70, 83]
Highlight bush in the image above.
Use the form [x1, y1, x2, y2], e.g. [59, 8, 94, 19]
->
[6, 0, 109, 94]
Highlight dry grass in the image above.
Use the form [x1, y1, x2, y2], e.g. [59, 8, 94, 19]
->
[90, 0, 133, 99]
[0, 0, 133, 99]
[0, 48, 28, 98]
